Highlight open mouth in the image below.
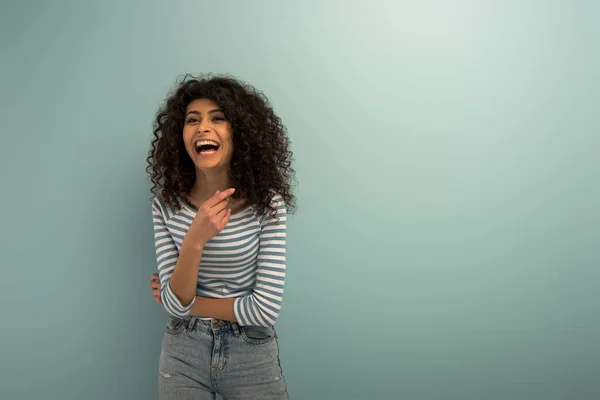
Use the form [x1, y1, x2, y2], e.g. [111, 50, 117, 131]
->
[194, 139, 220, 156]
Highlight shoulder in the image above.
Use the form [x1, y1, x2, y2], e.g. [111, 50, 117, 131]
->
[151, 193, 166, 212]
[269, 192, 286, 210]
[151, 193, 181, 219]
[258, 192, 287, 226]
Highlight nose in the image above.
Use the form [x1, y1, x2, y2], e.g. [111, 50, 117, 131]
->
[197, 120, 210, 133]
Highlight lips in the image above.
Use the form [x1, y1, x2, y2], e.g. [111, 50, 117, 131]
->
[193, 139, 220, 156]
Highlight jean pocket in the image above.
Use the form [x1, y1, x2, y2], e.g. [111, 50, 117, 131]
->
[165, 316, 186, 335]
[240, 325, 277, 345]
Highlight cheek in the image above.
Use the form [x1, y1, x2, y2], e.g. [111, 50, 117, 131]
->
[224, 137, 234, 157]
[222, 129, 234, 154]
[182, 128, 194, 142]
[182, 129, 195, 150]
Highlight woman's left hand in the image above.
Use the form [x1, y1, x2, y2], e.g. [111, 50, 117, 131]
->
[150, 273, 162, 305]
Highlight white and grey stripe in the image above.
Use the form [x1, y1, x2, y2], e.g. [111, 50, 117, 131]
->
[152, 194, 287, 327]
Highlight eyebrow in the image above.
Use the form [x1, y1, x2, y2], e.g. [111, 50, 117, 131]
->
[186, 108, 224, 116]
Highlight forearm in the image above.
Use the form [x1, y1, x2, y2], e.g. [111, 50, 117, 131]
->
[191, 297, 236, 321]
[168, 241, 203, 307]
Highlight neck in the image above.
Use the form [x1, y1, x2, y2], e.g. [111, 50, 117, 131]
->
[191, 168, 230, 203]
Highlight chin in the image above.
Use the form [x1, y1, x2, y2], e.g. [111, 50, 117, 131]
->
[195, 158, 228, 172]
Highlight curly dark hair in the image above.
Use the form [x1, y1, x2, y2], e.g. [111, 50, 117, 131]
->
[146, 74, 296, 217]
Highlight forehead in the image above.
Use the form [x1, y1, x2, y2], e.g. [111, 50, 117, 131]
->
[186, 98, 221, 112]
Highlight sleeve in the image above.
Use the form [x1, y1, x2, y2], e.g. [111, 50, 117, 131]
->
[233, 194, 287, 327]
[152, 196, 195, 318]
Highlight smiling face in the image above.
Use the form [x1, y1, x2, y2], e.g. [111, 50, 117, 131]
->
[183, 98, 234, 173]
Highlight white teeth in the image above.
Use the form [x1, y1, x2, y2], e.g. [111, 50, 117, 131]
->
[195, 140, 219, 150]
[195, 140, 219, 146]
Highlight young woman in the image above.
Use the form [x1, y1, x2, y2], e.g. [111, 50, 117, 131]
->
[146, 74, 295, 399]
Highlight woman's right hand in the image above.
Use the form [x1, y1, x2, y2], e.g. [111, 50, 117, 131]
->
[184, 188, 235, 249]
[150, 273, 162, 305]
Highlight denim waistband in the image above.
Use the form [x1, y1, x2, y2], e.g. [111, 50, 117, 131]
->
[180, 315, 241, 337]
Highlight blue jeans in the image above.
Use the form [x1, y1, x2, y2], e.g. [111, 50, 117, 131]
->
[158, 315, 289, 399]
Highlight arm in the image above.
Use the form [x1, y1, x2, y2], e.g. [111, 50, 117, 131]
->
[233, 195, 287, 327]
[191, 297, 236, 321]
[150, 274, 235, 319]
[152, 197, 198, 317]
[153, 190, 233, 317]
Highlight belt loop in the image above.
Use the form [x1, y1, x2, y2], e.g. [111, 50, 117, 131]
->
[231, 322, 240, 337]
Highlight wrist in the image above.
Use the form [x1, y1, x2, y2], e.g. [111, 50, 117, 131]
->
[182, 236, 205, 252]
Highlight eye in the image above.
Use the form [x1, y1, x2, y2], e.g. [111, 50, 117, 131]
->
[212, 116, 226, 122]
[186, 117, 199, 124]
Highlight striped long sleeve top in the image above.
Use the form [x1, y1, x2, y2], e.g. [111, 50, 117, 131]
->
[152, 193, 287, 327]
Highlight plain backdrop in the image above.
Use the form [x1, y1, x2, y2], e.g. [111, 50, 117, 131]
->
[1, 1, 599, 399]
